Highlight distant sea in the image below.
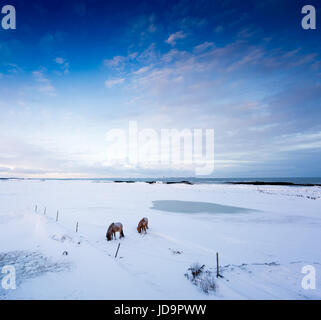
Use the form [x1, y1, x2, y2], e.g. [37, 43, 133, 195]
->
[2, 177, 321, 185]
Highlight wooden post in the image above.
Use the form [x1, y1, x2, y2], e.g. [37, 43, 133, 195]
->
[216, 252, 219, 278]
[56, 210, 59, 222]
[115, 243, 120, 258]
[35, 205, 37, 212]
[76, 222, 79, 233]
[44, 207, 46, 215]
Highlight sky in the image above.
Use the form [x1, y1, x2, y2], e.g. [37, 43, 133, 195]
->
[0, 0, 321, 178]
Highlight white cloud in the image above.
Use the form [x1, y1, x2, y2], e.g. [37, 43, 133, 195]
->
[55, 57, 65, 64]
[33, 70, 47, 82]
[6, 63, 23, 74]
[274, 131, 321, 152]
[105, 78, 125, 88]
[132, 65, 152, 75]
[103, 52, 140, 71]
[38, 84, 56, 96]
[165, 31, 186, 46]
[33, 70, 56, 96]
[193, 42, 214, 53]
[54, 57, 69, 74]
[104, 56, 126, 68]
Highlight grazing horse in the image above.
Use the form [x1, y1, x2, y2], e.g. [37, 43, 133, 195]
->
[137, 217, 149, 234]
[106, 222, 124, 241]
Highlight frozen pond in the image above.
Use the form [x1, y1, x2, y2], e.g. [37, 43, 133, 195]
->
[151, 200, 257, 214]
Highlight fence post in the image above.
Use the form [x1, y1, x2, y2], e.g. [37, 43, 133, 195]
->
[44, 207, 46, 215]
[56, 210, 59, 222]
[216, 252, 219, 278]
[76, 222, 79, 233]
[115, 243, 120, 258]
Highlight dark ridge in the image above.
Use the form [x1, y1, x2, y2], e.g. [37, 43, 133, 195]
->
[164, 181, 193, 185]
[113, 180, 194, 185]
[227, 181, 321, 187]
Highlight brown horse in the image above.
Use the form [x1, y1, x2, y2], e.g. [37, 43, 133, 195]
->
[106, 222, 124, 241]
[137, 217, 149, 234]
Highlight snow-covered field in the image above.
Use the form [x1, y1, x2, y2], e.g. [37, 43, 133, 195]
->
[0, 179, 320, 300]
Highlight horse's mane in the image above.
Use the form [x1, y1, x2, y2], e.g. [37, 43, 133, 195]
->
[107, 222, 114, 236]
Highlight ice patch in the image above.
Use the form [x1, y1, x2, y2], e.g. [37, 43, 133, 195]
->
[151, 200, 257, 214]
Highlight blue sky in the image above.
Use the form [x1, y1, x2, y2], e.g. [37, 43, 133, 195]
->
[0, 0, 321, 178]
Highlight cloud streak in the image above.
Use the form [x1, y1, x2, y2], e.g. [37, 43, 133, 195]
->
[165, 31, 186, 46]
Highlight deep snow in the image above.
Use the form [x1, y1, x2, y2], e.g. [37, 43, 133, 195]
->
[0, 179, 320, 299]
